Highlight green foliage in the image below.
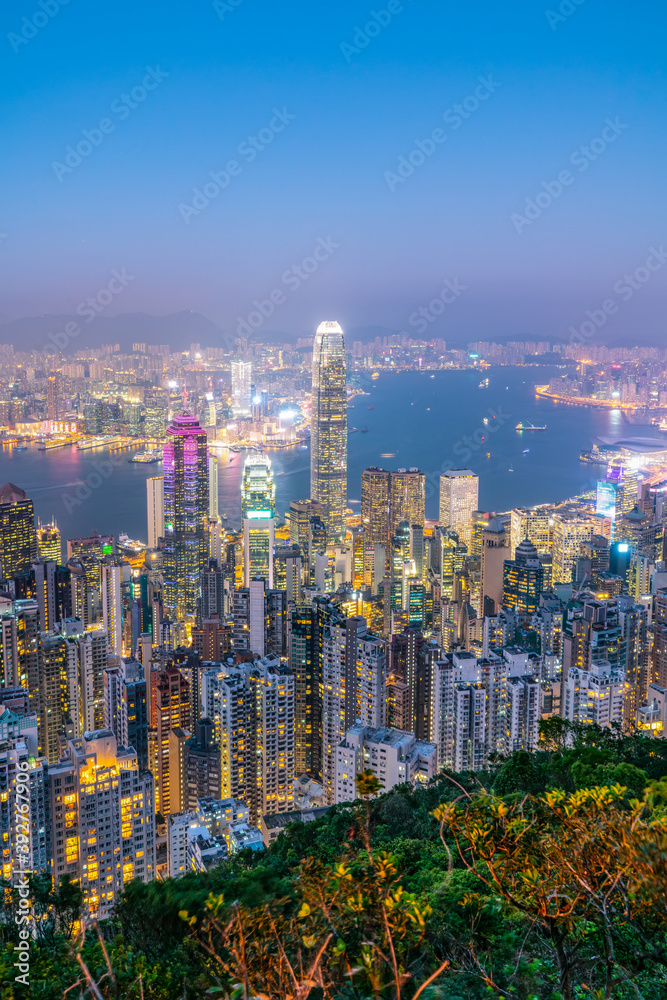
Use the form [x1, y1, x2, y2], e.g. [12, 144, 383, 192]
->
[10, 724, 667, 999]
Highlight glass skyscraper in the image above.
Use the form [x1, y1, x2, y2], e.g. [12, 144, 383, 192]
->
[242, 453, 276, 586]
[162, 413, 209, 625]
[311, 321, 347, 544]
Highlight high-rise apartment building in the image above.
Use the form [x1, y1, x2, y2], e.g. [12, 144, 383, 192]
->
[653, 588, 667, 688]
[439, 470, 479, 549]
[242, 453, 276, 587]
[146, 476, 164, 549]
[162, 414, 209, 625]
[335, 725, 437, 804]
[0, 483, 36, 578]
[202, 656, 295, 821]
[48, 730, 156, 919]
[311, 321, 347, 543]
[289, 499, 322, 582]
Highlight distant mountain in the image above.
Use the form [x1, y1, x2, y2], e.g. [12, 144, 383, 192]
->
[0, 311, 232, 354]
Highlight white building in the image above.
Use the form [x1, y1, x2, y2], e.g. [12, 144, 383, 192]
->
[563, 661, 628, 727]
[146, 476, 164, 550]
[439, 470, 479, 549]
[335, 725, 437, 804]
[231, 360, 252, 415]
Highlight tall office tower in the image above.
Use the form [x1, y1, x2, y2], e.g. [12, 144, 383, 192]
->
[37, 519, 62, 563]
[311, 321, 347, 544]
[653, 589, 667, 688]
[242, 453, 276, 587]
[208, 455, 219, 518]
[153, 666, 192, 816]
[470, 511, 489, 558]
[202, 655, 295, 821]
[146, 476, 164, 549]
[309, 515, 328, 581]
[48, 730, 156, 919]
[289, 499, 322, 582]
[389, 469, 425, 540]
[618, 596, 650, 727]
[46, 374, 57, 420]
[101, 561, 123, 657]
[170, 717, 221, 814]
[0, 483, 36, 578]
[480, 519, 508, 616]
[231, 360, 252, 415]
[439, 470, 479, 550]
[509, 507, 551, 558]
[552, 514, 594, 584]
[201, 558, 225, 622]
[163, 413, 210, 626]
[103, 657, 149, 771]
[321, 615, 386, 804]
[503, 539, 544, 620]
[577, 534, 611, 588]
[361, 467, 391, 579]
[597, 463, 639, 537]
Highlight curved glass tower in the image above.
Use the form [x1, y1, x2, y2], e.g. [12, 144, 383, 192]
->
[310, 321, 347, 543]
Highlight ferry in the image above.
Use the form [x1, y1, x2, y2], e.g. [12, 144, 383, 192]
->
[515, 421, 547, 431]
[78, 435, 123, 450]
[129, 451, 162, 464]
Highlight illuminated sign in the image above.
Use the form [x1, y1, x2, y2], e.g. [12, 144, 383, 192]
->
[248, 510, 272, 519]
[102, 544, 113, 555]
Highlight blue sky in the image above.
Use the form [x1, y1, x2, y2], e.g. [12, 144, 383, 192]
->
[2, 0, 666, 344]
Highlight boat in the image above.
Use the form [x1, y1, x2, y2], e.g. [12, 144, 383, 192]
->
[367, 405, 374, 410]
[515, 422, 547, 431]
[14, 445, 28, 451]
[349, 427, 359, 434]
[508, 465, 515, 472]
[129, 451, 162, 464]
[360, 427, 369, 433]
[523, 448, 530, 454]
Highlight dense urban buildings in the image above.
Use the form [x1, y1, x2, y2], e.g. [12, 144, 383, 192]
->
[310, 321, 347, 543]
[1, 328, 667, 916]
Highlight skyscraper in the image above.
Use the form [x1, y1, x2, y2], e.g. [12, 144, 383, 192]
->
[242, 453, 276, 587]
[231, 360, 252, 415]
[0, 483, 36, 578]
[36, 519, 62, 563]
[162, 414, 209, 625]
[389, 469, 425, 540]
[311, 321, 347, 544]
[439, 470, 479, 549]
[146, 476, 164, 550]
